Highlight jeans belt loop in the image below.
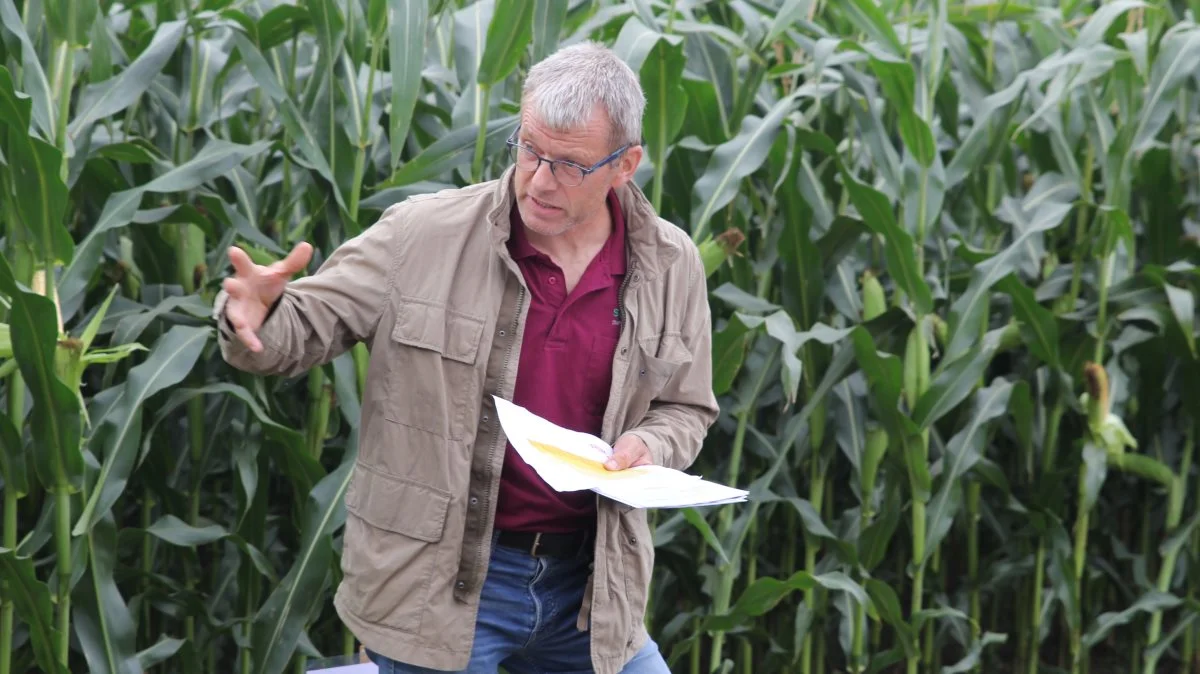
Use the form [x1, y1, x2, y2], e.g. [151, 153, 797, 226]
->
[530, 532, 542, 557]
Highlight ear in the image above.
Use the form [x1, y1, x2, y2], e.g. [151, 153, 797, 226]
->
[613, 144, 644, 188]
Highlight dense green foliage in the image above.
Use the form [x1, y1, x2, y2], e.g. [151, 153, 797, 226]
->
[2, 0, 1200, 673]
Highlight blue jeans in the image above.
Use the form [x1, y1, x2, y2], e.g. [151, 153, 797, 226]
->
[365, 532, 670, 673]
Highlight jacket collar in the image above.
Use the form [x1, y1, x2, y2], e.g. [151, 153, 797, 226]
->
[487, 166, 681, 282]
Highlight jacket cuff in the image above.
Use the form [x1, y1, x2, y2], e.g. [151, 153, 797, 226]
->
[213, 291, 284, 341]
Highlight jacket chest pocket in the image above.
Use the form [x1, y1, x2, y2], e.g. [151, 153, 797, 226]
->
[622, 333, 690, 421]
[382, 298, 485, 441]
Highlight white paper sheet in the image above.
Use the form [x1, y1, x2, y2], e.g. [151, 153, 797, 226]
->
[494, 396, 748, 509]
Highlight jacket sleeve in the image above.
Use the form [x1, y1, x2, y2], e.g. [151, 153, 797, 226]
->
[623, 243, 720, 472]
[213, 216, 397, 379]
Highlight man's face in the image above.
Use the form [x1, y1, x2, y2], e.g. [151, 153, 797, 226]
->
[511, 107, 642, 238]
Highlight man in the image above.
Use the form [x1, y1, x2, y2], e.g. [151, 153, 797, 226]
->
[214, 41, 718, 673]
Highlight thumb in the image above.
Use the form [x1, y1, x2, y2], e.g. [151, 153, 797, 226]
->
[604, 444, 636, 471]
[274, 242, 313, 276]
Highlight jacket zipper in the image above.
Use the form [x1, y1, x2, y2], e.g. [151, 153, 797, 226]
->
[604, 259, 636, 439]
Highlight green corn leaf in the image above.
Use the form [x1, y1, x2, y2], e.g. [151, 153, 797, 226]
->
[531, 0, 568, 62]
[134, 638, 186, 672]
[73, 325, 211, 536]
[942, 633, 1008, 673]
[833, 376, 867, 473]
[305, 0, 346, 71]
[705, 570, 819, 631]
[837, 0, 904, 55]
[865, 579, 917, 659]
[0, 66, 31, 132]
[0, 0, 55, 136]
[691, 91, 802, 241]
[0, 255, 82, 492]
[251, 458, 354, 674]
[0, 406, 27, 497]
[862, 52, 936, 167]
[231, 32, 347, 213]
[998, 276, 1060, 368]
[859, 483, 902, 570]
[256, 4, 313, 49]
[477, 0, 534, 86]
[712, 285, 780, 314]
[945, 173, 1078, 362]
[378, 115, 518, 188]
[143, 383, 307, 467]
[58, 139, 272, 320]
[0, 547, 67, 674]
[1132, 24, 1200, 154]
[840, 171, 933, 315]
[911, 344, 997, 430]
[762, 0, 815, 48]
[712, 314, 754, 396]
[922, 379, 1013, 562]
[68, 20, 187, 139]
[44, 0, 98, 46]
[73, 514, 139, 674]
[145, 514, 229, 547]
[0, 66, 73, 269]
[387, 0, 428, 168]
[1084, 591, 1182, 648]
[640, 32, 688, 167]
[682, 507, 730, 566]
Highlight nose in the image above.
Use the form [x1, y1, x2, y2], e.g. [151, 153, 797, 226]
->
[531, 159, 558, 192]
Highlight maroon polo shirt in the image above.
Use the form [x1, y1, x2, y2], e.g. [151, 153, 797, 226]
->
[493, 190, 626, 533]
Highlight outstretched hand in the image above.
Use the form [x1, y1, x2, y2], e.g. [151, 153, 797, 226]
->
[604, 434, 652, 471]
[221, 242, 313, 352]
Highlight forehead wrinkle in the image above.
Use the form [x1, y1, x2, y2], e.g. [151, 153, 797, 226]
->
[520, 115, 610, 165]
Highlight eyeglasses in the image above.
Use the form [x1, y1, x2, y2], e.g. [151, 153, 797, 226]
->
[505, 124, 630, 187]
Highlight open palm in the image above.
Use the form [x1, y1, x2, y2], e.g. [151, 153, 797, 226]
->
[221, 242, 313, 352]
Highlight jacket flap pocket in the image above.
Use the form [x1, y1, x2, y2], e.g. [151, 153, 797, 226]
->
[345, 464, 451, 542]
[392, 297, 484, 365]
[638, 333, 692, 375]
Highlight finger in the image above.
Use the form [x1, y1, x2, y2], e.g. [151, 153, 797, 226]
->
[235, 322, 263, 353]
[223, 276, 249, 299]
[225, 306, 263, 353]
[604, 444, 643, 471]
[228, 246, 257, 278]
[275, 242, 313, 276]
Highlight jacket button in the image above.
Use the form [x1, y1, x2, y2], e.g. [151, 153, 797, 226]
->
[640, 369, 646, 376]
[629, 536, 637, 545]
[456, 581, 466, 590]
[499, 330, 505, 336]
[483, 415, 489, 423]
[470, 497, 478, 506]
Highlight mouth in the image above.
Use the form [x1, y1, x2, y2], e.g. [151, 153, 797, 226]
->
[528, 195, 561, 212]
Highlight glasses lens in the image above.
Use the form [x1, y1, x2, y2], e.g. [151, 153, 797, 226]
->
[512, 145, 539, 171]
[557, 164, 584, 186]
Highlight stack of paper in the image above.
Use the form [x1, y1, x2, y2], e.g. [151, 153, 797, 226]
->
[493, 396, 748, 509]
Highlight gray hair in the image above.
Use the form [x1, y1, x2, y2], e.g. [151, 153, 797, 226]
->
[520, 41, 645, 148]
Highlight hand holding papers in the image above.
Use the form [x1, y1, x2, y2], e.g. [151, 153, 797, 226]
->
[493, 396, 748, 509]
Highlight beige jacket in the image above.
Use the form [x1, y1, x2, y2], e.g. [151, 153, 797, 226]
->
[214, 168, 719, 673]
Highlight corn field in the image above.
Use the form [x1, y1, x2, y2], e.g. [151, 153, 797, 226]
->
[1, 0, 1199, 672]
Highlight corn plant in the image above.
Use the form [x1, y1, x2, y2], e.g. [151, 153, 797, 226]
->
[2, 1, 1200, 674]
